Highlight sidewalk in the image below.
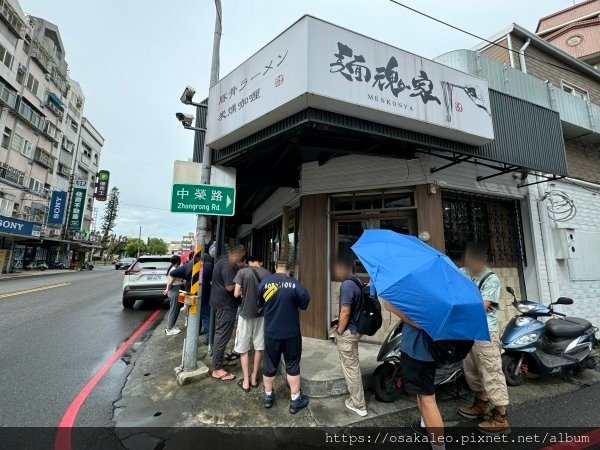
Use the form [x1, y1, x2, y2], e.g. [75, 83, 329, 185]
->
[0, 269, 72, 281]
[114, 313, 600, 431]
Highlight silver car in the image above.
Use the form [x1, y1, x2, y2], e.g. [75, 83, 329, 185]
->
[122, 255, 172, 309]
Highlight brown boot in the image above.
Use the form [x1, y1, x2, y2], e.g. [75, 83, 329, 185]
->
[458, 397, 489, 419]
[477, 408, 511, 435]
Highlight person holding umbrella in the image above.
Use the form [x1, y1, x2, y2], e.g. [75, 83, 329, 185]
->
[352, 230, 491, 449]
[383, 301, 445, 450]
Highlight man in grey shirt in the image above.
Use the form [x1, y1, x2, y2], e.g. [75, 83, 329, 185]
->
[233, 256, 271, 391]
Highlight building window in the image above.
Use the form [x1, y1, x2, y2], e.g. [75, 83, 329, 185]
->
[11, 133, 34, 158]
[2, 127, 11, 149]
[562, 81, 589, 101]
[0, 194, 15, 216]
[67, 114, 78, 133]
[16, 69, 24, 85]
[28, 177, 44, 194]
[25, 73, 39, 96]
[332, 190, 416, 274]
[0, 43, 13, 69]
[81, 142, 92, 158]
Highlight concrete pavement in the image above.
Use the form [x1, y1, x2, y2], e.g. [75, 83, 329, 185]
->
[0, 266, 166, 427]
[114, 312, 600, 433]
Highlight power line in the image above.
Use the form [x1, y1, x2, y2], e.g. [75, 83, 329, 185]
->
[387, 0, 588, 77]
[119, 202, 170, 212]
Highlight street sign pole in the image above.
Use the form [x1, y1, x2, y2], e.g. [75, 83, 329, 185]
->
[176, 0, 222, 385]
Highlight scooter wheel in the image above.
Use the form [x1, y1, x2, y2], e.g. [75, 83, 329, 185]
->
[502, 354, 525, 386]
[372, 362, 403, 403]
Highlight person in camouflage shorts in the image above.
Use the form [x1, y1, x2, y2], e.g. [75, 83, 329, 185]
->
[458, 242, 511, 436]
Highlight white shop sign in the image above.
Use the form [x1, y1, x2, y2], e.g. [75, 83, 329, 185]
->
[207, 16, 494, 149]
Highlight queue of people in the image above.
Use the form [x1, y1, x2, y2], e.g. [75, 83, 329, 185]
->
[162, 239, 510, 437]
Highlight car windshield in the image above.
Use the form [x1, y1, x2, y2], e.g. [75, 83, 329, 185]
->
[133, 258, 171, 271]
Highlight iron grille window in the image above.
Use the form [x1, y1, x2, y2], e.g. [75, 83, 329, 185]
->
[442, 190, 526, 267]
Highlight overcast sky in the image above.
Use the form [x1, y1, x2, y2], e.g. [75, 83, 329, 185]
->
[21, 0, 571, 243]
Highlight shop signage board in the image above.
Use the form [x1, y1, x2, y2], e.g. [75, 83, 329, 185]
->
[67, 180, 87, 231]
[207, 15, 494, 149]
[0, 215, 41, 237]
[170, 184, 235, 216]
[94, 170, 110, 201]
[47, 191, 67, 225]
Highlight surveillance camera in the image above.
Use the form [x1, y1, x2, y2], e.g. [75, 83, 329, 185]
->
[175, 112, 194, 127]
[180, 85, 196, 105]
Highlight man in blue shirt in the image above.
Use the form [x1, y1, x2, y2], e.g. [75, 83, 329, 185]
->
[384, 301, 446, 450]
[333, 256, 367, 417]
[257, 259, 310, 414]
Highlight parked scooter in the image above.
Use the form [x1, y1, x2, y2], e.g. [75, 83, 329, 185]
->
[371, 322, 464, 402]
[501, 287, 598, 386]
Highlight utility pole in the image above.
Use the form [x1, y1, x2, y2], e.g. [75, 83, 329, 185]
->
[176, 0, 222, 385]
[137, 225, 141, 258]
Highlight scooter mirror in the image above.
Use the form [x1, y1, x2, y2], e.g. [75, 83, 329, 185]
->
[506, 286, 515, 297]
[555, 297, 574, 305]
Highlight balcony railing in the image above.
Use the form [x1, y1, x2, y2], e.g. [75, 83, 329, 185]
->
[34, 147, 56, 171]
[44, 122, 63, 143]
[0, 0, 27, 38]
[434, 50, 600, 136]
[0, 162, 25, 185]
[30, 39, 53, 74]
[0, 80, 17, 109]
[51, 65, 68, 95]
[17, 99, 46, 132]
[57, 162, 71, 178]
[62, 138, 75, 153]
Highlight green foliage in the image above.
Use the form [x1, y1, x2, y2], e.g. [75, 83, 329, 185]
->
[125, 238, 147, 257]
[147, 238, 168, 255]
[100, 187, 120, 249]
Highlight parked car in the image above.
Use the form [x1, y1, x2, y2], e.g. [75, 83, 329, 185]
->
[48, 261, 66, 269]
[115, 257, 136, 270]
[122, 255, 171, 309]
[24, 260, 49, 271]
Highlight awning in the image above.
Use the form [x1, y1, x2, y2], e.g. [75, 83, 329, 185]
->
[47, 92, 65, 109]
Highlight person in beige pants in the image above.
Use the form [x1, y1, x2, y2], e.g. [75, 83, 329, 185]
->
[459, 242, 510, 435]
[333, 256, 367, 417]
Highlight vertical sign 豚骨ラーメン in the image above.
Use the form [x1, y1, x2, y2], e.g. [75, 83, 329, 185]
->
[67, 180, 87, 231]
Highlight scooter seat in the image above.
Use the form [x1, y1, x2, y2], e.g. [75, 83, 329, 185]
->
[545, 317, 592, 338]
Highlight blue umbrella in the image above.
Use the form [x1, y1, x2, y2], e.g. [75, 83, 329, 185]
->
[352, 229, 490, 341]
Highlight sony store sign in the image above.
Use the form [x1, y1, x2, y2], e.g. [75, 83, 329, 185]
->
[207, 15, 494, 149]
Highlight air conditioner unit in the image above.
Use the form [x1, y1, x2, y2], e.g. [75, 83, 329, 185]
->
[17, 63, 27, 74]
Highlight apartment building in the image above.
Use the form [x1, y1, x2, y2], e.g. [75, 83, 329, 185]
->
[0, 0, 104, 272]
[433, 10, 600, 327]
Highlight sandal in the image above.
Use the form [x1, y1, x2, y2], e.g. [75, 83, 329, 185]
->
[212, 372, 236, 382]
[223, 360, 237, 367]
[237, 379, 251, 393]
[225, 352, 240, 361]
[251, 382, 259, 389]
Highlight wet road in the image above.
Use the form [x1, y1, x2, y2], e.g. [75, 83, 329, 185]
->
[0, 267, 166, 426]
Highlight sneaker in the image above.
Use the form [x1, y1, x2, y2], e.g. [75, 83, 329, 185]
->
[344, 398, 367, 417]
[410, 421, 427, 437]
[165, 328, 181, 336]
[263, 390, 275, 409]
[289, 393, 309, 414]
[458, 397, 490, 419]
[477, 408, 511, 435]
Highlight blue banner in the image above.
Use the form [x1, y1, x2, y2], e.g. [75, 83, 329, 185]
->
[0, 215, 41, 237]
[47, 191, 67, 225]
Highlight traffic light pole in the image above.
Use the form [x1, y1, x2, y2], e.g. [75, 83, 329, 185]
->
[176, 0, 222, 385]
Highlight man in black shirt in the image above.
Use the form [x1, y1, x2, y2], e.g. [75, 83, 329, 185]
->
[257, 259, 310, 414]
[210, 244, 246, 382]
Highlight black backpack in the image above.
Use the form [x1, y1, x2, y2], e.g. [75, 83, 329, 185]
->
[426, 271, 495, 363]
[347, 277, 383, 336]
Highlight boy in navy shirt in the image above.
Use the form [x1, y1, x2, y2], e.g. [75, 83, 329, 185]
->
[257, 259, 310, 414]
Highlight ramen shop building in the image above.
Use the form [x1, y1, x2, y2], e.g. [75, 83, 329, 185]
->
[205, 16, 568, 342]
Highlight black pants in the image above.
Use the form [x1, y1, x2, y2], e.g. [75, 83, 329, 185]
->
[263, 335, 302, 377]
[212, 308, 237, 371]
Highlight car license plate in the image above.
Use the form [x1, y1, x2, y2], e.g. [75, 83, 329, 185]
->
[147, 275, 161, 281]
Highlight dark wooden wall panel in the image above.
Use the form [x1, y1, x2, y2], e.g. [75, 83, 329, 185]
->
[415, 185, 445, 253]
[298, 194, 328, 339]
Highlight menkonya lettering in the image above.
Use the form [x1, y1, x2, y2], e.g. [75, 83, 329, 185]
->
[367, 94, 414, 111]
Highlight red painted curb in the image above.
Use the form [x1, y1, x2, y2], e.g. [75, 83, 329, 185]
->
[54, 309, 162, 450]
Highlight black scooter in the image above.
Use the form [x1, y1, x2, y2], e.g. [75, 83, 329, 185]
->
[371, 322, 463, 402]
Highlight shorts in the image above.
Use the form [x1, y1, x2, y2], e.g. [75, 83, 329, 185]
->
[263, 335, 302, 377]
[233, 316, 265, 353]
[400, 352, 436, 396]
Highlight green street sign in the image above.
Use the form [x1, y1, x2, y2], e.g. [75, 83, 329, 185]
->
[171, 183, 236, 216]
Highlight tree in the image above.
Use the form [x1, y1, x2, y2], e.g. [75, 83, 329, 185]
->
[125, 238, 147, 257]
[147, 238, 168, 255]
[100, 187, 120, 250]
